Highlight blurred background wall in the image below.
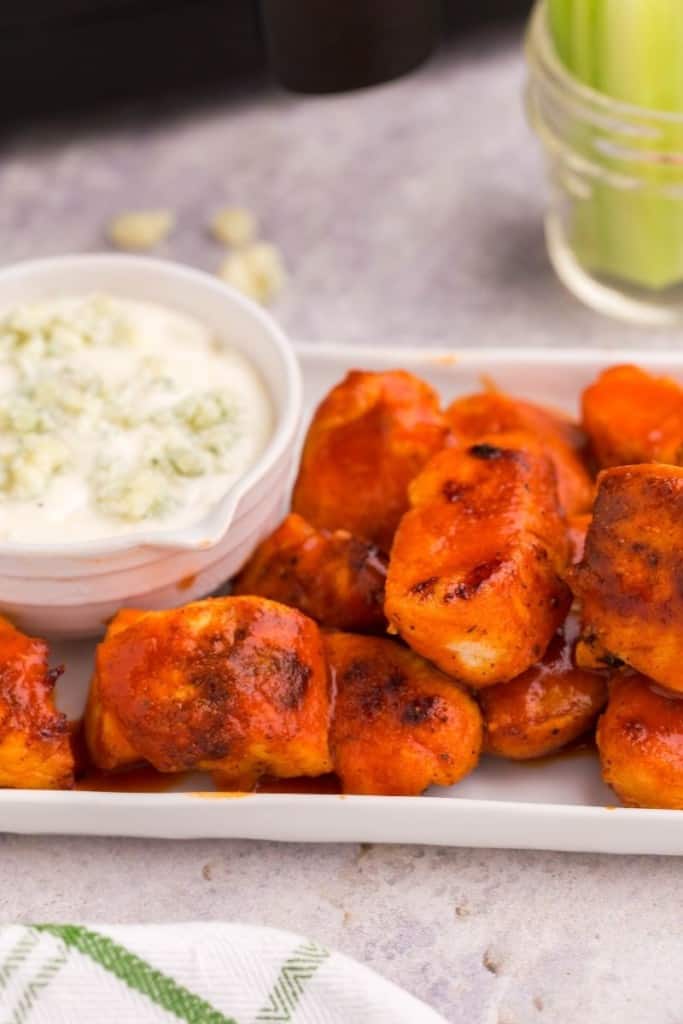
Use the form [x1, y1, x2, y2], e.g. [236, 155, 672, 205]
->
[0, 0, 533, 120]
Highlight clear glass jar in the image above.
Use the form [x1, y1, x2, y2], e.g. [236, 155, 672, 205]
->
[526, 0, 683, 325]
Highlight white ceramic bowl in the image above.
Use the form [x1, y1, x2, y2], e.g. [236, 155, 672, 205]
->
[0, 254, 302, 636]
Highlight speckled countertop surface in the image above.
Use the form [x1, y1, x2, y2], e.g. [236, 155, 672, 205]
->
[0, 22, 681, 1024]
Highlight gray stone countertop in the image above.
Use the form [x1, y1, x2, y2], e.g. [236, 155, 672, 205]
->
[0, 21, 681, 1024]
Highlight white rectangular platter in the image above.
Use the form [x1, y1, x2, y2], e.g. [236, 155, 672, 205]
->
[4, 343, 683, 855]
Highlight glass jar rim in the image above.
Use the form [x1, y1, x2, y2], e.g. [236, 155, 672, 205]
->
[526, 0, 683, 127]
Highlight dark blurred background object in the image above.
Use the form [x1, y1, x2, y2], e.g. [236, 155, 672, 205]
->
[0, 0, 533, 120]
[262, 0, 440, 94]
[442, 0, 533, 31]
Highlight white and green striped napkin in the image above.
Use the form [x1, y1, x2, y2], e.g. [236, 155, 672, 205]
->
[0, 922, 447, 1023]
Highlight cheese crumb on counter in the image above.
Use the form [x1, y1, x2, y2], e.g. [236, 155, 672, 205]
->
[218, 242, 287, 305]
[210, 207, 257, 247]
[108, 210, 175, 250]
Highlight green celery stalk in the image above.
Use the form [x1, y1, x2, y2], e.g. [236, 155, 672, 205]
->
[597, 0, 683, 111]
[570, 0, 599, 86]
[546, 0, 683, 291]
[547, 0, 572, 68]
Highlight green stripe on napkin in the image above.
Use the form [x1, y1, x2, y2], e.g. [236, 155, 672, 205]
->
[36, 924, 235, 1024]
[255, 942, 329, 1022]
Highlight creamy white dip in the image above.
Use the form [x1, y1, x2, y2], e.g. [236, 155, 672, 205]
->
[0, 294, 273, 543]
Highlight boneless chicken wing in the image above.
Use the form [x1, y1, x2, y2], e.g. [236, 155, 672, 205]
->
[597, 675, 683, 809]
[0, 616, 73, 789]
[480, 620, 608, 760]
[325, 632, 482, 795]
[572, 465, 683, 692]
[292, 370, 449, 551]
[385, 433, 571, 688]
[86, 596, 332, 788]
[582, 364, 683, 468]
[233, 513, 387, 632]
[446, 391, 593, 515]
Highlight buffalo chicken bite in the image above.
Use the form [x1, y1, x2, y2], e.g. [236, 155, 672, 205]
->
[582, 364, 683, 468]
[385, 433, 571, 688]
[446, 390, 593, 515]
[597, 675, 683, 809]
[0, 616, 73, 789]
[86, 596, 332, 788]
[325, 632, 482, 795]
[233, 513, 387, 633]
[480, 620, 608, 760]
[572, 465, 683, 693]
[292, 370, 448, 551]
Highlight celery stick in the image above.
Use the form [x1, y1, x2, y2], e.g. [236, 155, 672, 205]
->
[547, 0, 572, 67]
[598, 0, 683, 111]
[546, 0, 683, 291]
[547, 0, 599, 83]
[570, 0, 598, 87]
[595, 1, 683, 289]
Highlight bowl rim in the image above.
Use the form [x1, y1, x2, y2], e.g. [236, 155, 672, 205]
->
[0, 253, 302, 558]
